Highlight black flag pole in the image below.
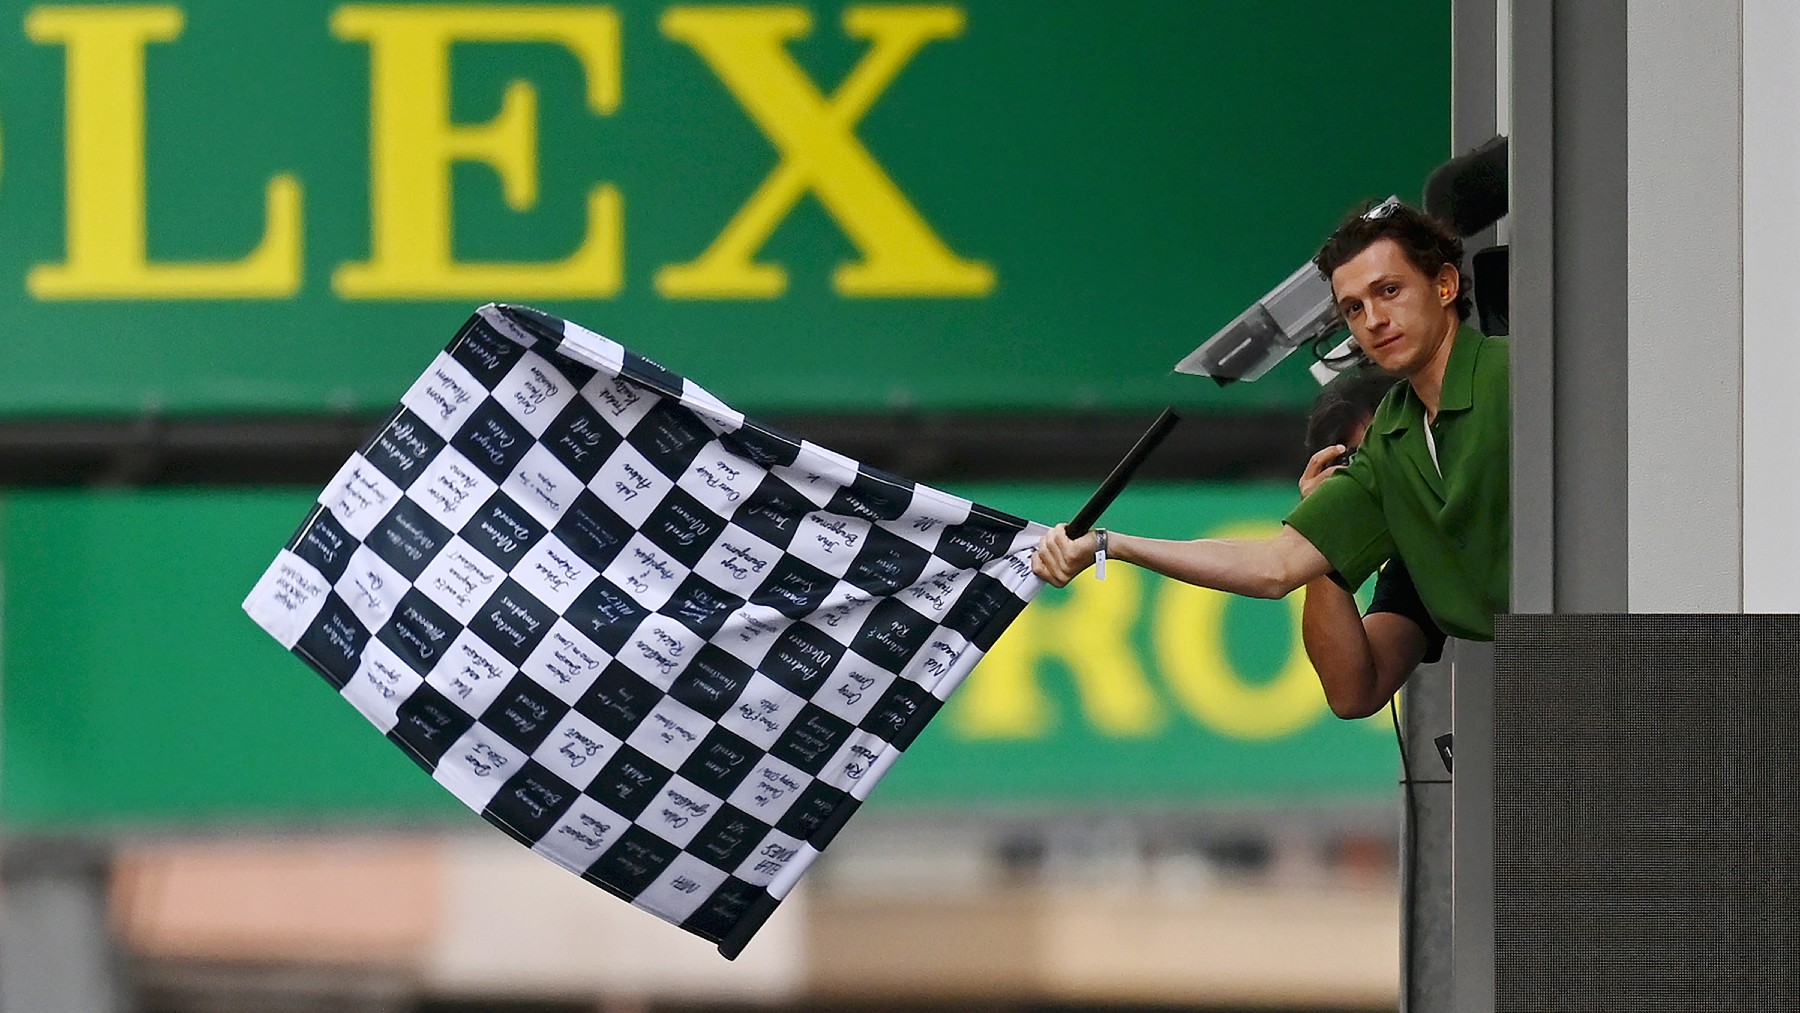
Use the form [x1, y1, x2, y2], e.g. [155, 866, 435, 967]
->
[1064, 407, 1182, 537]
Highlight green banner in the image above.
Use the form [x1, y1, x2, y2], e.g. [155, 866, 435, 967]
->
[0, 491, 463, 827]
[0, 484, 1397, 830]
[0, 1, 1448, 416]
[887, 483, 1398, 808]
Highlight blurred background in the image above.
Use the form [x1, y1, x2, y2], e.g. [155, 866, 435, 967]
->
[0, 1, 1450, 1009]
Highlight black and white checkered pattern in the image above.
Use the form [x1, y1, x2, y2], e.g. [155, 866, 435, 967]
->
[244, 304, 1045, 958]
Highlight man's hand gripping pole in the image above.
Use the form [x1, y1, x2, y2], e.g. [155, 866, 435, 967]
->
[1062, 408, 1182, 577]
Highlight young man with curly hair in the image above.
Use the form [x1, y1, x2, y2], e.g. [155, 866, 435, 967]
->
[1033, 201, 1510, 644]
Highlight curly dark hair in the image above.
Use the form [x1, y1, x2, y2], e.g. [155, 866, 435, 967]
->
[1313, 200, 1470, 320]
[1305, 367, 1402, 455]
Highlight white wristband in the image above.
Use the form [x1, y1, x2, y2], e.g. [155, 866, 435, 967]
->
[1094, 528, 1108, 581]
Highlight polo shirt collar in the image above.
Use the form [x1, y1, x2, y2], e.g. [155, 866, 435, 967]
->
[1377, 323, 1484, 436]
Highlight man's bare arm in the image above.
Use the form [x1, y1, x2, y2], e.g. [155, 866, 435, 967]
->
[1032, 523, 1331, 599]
[1301, 578, 1428, 719]
[1290, 444, 1426, 717]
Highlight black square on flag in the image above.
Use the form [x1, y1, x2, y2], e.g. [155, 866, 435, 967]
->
[390, 683, 476, 769]
[539, 397, 619, 482]
[752, 555, 836, 619]
[685, 805, 765, 873]
[481, 675, 572, 753]
[941, 573, 1029, 651]
[484, 761, 578, 844]
[539, 345, 598, 389]
[451, 318, 528, 386]
[859, 677, 941, 750]
[378, 590, 462, 676]
[553, 491, 634, 571]
[629, 402, 713, 479]
[564, 578, 646, 654]
[587, 824, 681, 897]
[850, 598, 934, 674]
[717, 423, 800, 470]
[575, 663, 662, 739]
[293, 593, 368, 688]
[664, 574, 742, 641]
[460, 491, 546, 569]
[468, 580, 555, 665]
[450, 399, 534, 483]
[492, 304, 564, 345]
[678, 727, 760, 798]
[843, 526, 930, 596]
[585, 746, 672, 821]
[769, 704, 854, 776]
[933, 515, 1027, 569]
[731, 475, 807, 550]
[682, 878, 770, 942]
[367, 498, 453, 581]
[293, 512, 356, 584]
[775, 780, 854, 847]
[669, 645, 753, 720]
[642, 489, 726, 568]
[366, 409, 445, 490]
[620, 350, 683, 397]
[825, 468, 914, 522]
[763, 624, 843, 697]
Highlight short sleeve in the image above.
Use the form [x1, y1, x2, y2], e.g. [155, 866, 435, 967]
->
[1284, 460, 1395, 591]
[1368, 559, 1447, 664]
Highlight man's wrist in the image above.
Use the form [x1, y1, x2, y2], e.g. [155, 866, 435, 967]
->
[1102, 529, 1127, 565]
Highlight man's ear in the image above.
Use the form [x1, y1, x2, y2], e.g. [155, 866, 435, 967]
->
[1436, 263, 1460, 306]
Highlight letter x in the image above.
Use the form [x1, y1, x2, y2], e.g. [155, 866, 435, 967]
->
[659, 6, 993, 298]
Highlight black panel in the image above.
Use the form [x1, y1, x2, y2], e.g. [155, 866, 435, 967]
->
[1495, 614, 1800, 1009]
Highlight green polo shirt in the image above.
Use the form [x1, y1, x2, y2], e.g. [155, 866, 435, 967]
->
[1285, 325, 1510, 641]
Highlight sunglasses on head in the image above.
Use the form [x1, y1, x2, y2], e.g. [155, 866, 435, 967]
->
[1361, 196, 1403, 220]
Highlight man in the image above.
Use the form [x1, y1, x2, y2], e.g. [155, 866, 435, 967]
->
[1298, 369, 1445, 719]
[1033, 200, 1509, 645]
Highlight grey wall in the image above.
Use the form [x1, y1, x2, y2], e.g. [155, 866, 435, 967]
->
[1626, 0, 1743, 612]
[1743, 1, 1800, 612]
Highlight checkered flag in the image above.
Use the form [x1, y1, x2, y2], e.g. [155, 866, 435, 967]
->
[244, 304, 1045, 958]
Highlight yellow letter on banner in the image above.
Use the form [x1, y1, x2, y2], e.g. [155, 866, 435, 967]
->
[1153, 521, 1327, 740]
[27, 6, 302, 299]
[332, 6, 621, 299]
[658, 5, 994, 299]
[953, 566, 1161, 739]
